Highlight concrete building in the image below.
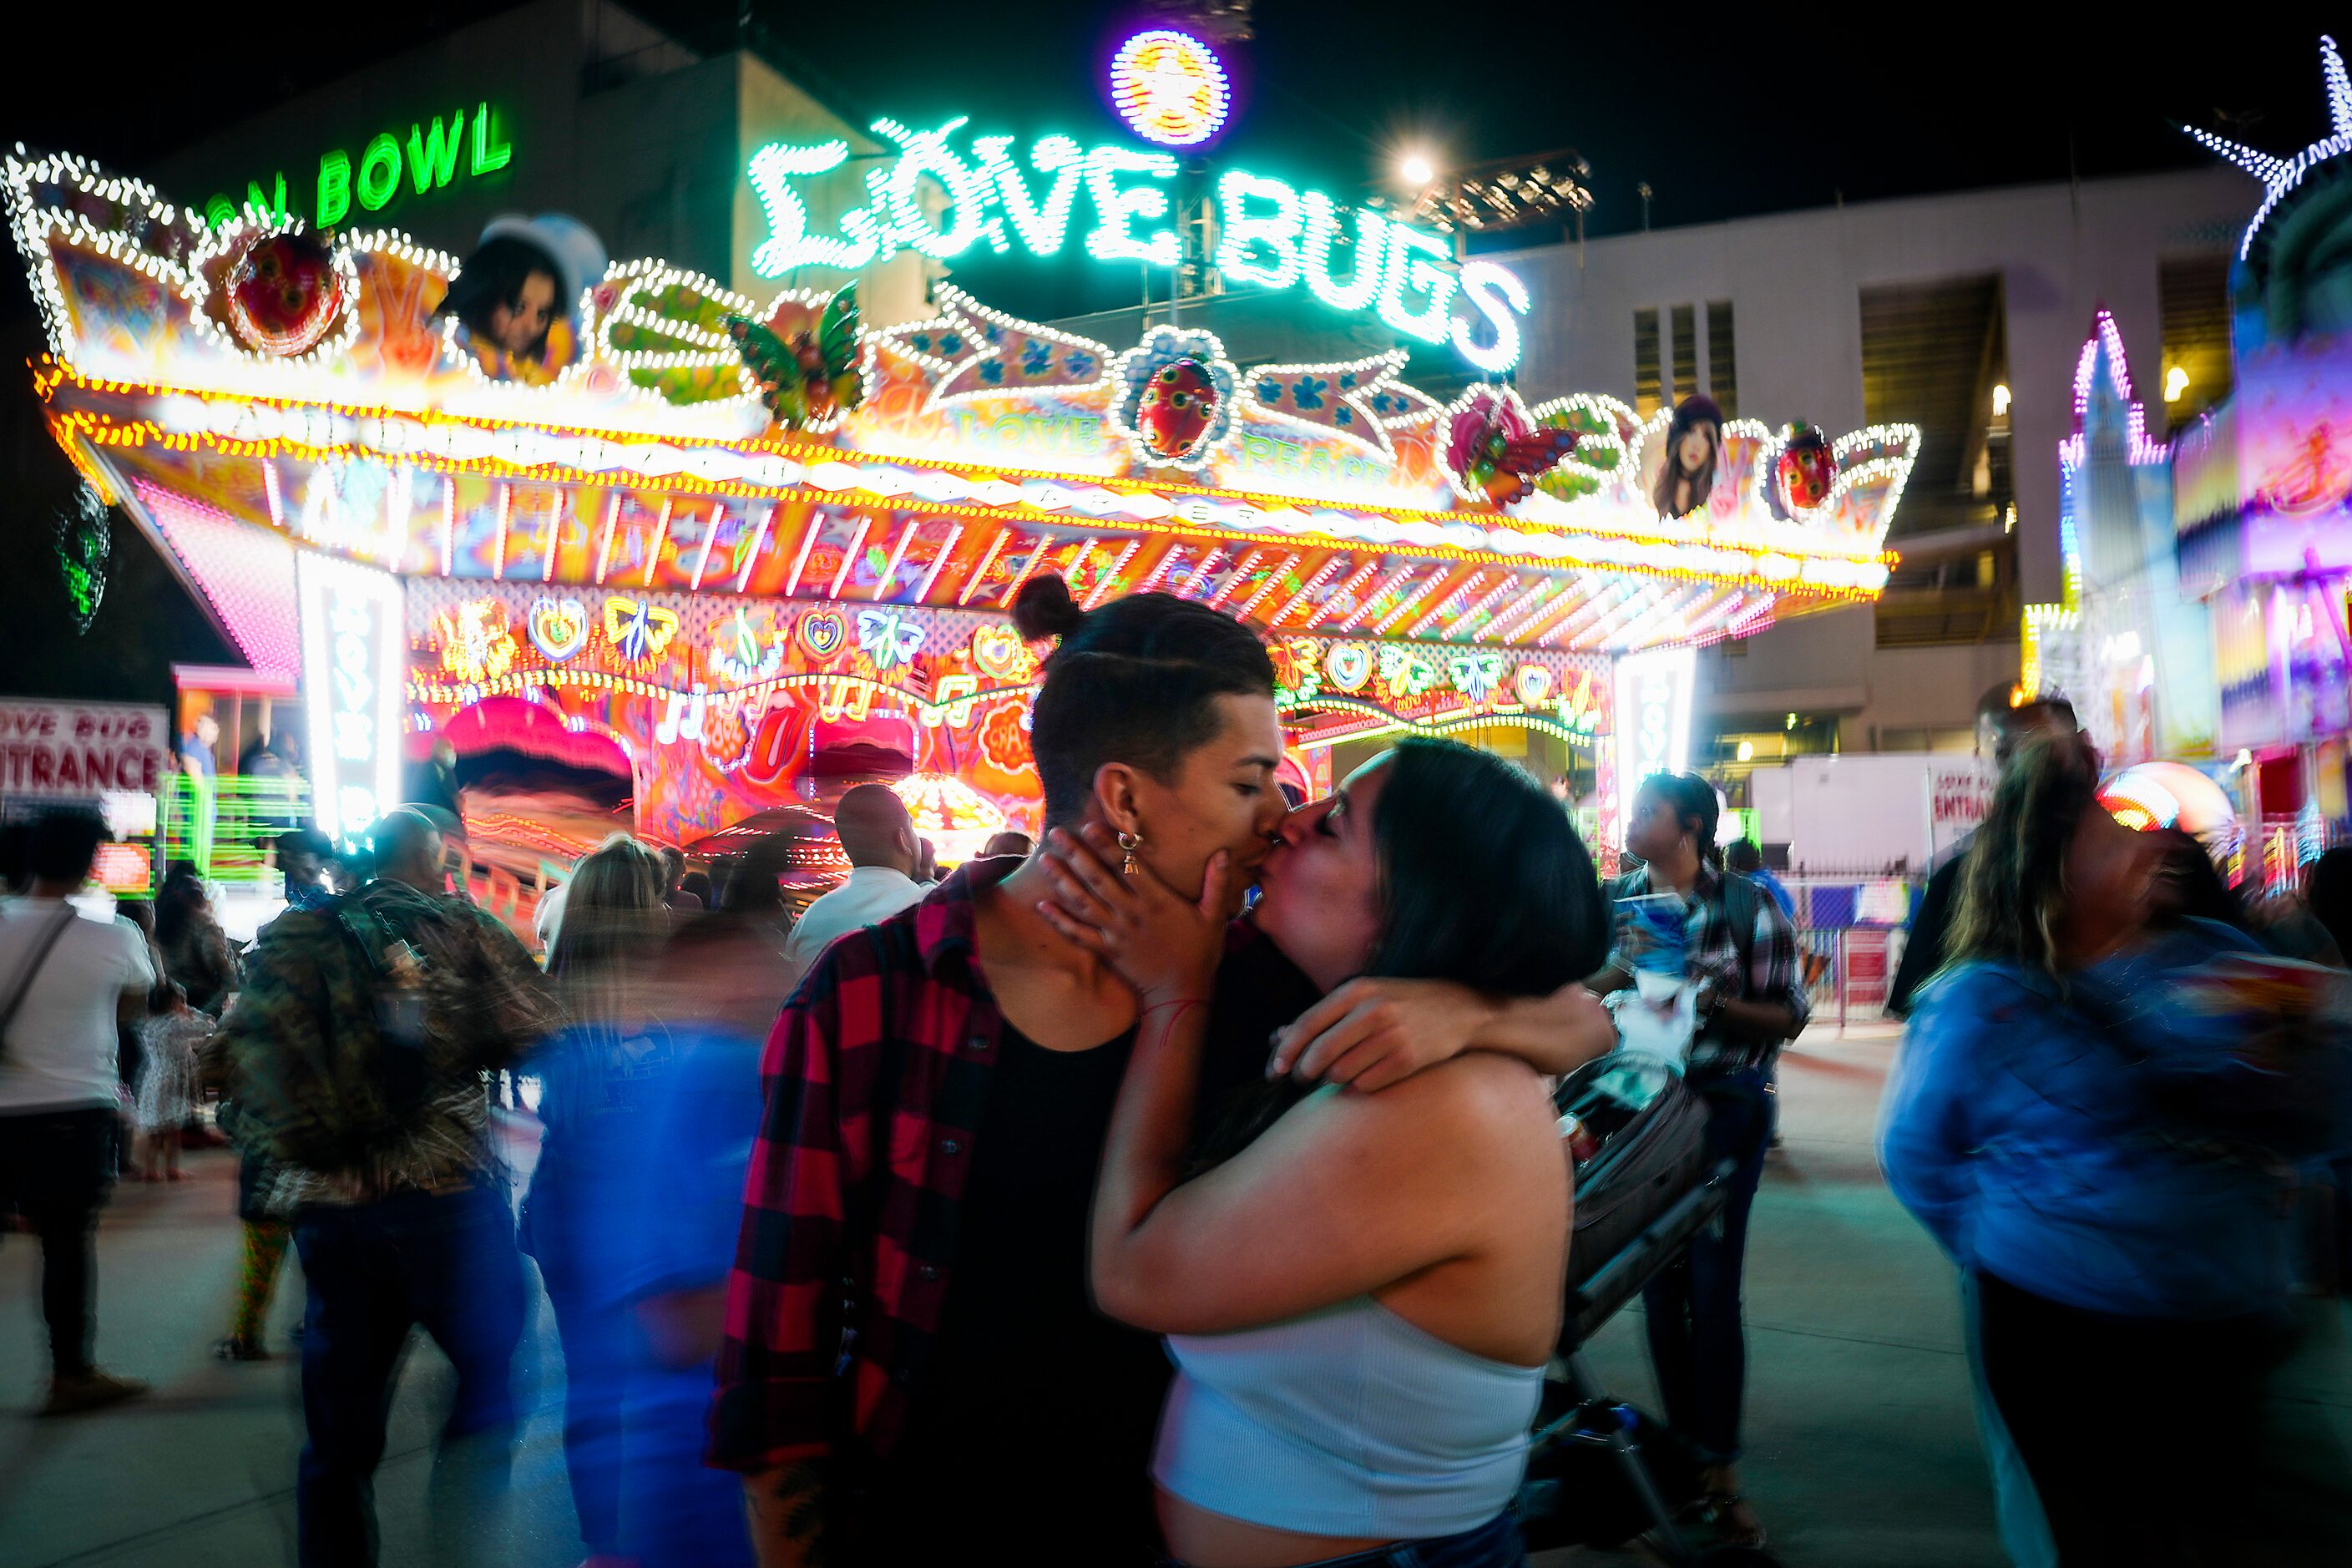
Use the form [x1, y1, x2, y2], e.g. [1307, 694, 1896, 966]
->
[1491, 166, 2253, 758]
[142, 0, 931, 321]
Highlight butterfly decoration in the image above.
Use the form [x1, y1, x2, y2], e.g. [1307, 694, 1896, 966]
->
[603, 596, 680, 664]
[1447, 652, 1504, 706]
[857, 609, 926, 671]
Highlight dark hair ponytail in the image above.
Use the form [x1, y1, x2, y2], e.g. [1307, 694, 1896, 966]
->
[1645, 771, 1722, 869]
[1012, 575, 1275, 827]
[1198, 740, 1608, 1167]
[1010, 573, 1085, 640]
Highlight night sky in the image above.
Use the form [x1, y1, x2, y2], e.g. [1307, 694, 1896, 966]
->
[7, 0, 2351, 696]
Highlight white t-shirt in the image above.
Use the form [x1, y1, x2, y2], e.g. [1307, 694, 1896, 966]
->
[0, 898, 158, 1114]
[777, 867, 931, 994]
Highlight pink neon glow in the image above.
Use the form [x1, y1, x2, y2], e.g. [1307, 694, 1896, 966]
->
[1442, 574, 1520, 640]
[642, 500, 675, 589]
[998, 539, 1052, 609]
[492, 484, 513, 579]
[1134, 542, 1183, 595]
[1268, 557, 1344, 628]
[782, 515, 822, 598]
[691, 504, 727, 590]
[1232, 552, 1299, 620]
[593, 493, 621, 585]
[134, 480, 301, 676]
[914, 523, 964, 603]
[1373, 567, 1448, 636]
[959, 529, 1011, 605]
[873, 520, 918, 600]
[540, 493, 564, 583]
[1479, 579, 1556, 642]
[1510, 582, 1587, 645]
[2068, 309, 2167, 467]
[1337, 566, 1414, 633]
[1206, 549, 1264, 612]
[1084, 539, 1142, 609]
[1302, 560, 1379, 630]
[1408, 569, 1490, 640]
[1180, 546, 1227, 600]
[736, 504, 775, 594]
[827, 517, 871, 600]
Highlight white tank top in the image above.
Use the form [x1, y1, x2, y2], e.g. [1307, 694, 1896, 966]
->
[1153, 1296, 1544, 1539]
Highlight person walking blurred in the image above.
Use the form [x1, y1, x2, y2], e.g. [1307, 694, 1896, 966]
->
[0, 807, 157, 1414]
[134, 981, 208, 1181]
[524, 832, 673, 1568]
[217, 808, 560, 1566]
[774, 784, 928, 995]
[155, 863, 238, 1017]
[1888, 694, 2086, 1017]
[1883, 736, 2351, 1565]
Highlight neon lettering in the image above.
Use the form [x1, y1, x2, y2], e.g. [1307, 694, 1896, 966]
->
[407, 111, 466, 195]
[1214, 170, 1301, 290]
[746, 124, 1529, 368]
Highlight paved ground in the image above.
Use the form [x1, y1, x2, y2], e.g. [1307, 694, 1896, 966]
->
[3, 1028, 2347, 1566]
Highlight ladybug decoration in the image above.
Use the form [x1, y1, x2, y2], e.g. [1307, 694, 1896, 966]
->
[225, 231, 346, 357]
[1136, 358, 1221, 461]
[1444, 387, 1577, 505]
[728, 282, 862, 431]
[1777, 422, 1839, 512]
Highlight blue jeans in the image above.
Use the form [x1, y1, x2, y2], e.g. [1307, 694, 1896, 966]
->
[1162, 1511, 1525, 1568]
[294, 1182, 529, 1567]
[1641, 1065, 1774, 1464]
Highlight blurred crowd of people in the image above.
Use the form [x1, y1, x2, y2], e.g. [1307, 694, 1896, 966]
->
[3, 584, 2349, 1568]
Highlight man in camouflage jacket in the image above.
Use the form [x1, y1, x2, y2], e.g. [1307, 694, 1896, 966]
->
[217, 808, 559, 1567]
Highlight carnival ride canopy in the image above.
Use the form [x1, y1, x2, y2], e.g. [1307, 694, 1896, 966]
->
[8, 150, 1916, 843]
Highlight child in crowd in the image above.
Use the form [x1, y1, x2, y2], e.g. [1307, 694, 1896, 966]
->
[135, 982, 210, 1181]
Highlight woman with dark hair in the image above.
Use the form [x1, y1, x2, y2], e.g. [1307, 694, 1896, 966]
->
[713, 579, 1605, 1565]
[1586, 769, 1806, 1550]
[435, 215, 604, 385]
[524, 833, 672, 1568]
[1034, 739, 1611, 1568]
[154, 867, 238, 1016]
[1651, 393, 1724, 518]
[1883, 736, 2347, 1564]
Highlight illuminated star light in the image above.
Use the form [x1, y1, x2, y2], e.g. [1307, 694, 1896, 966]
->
[2187, 35, 2352, 260]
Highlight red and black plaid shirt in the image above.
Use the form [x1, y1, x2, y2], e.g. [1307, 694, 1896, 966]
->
[709, 859, 1015, 1474]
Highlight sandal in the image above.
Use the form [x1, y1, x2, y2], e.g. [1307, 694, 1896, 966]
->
[1697, 1489, 1768, 1550]
[213, 1335, 271, 1362]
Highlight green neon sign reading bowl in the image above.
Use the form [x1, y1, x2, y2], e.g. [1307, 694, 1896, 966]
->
[747, 119, 1528, 372]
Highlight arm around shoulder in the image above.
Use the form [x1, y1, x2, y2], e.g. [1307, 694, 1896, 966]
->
[1094, 1053, 1555, 1335]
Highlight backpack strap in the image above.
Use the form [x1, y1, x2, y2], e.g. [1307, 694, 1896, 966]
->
[0, 903, 81, 1062]
[1719, 870, 1761, 989]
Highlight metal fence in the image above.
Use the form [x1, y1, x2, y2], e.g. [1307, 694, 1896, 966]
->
[1778, 874, 1923, 1030]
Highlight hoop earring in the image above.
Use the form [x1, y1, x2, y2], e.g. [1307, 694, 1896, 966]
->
[1117, 831, 1142, 877]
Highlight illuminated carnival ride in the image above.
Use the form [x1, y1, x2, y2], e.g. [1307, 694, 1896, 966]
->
[7, 149, 1914, 862]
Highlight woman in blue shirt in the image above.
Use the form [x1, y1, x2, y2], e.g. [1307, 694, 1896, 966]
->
[1881, 736, 2329, 1565]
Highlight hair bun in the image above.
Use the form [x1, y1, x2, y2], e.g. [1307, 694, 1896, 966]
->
[1010, 574, 1085, 641]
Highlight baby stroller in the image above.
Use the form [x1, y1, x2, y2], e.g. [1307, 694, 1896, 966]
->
[1519, 1053, 1778, 1566]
